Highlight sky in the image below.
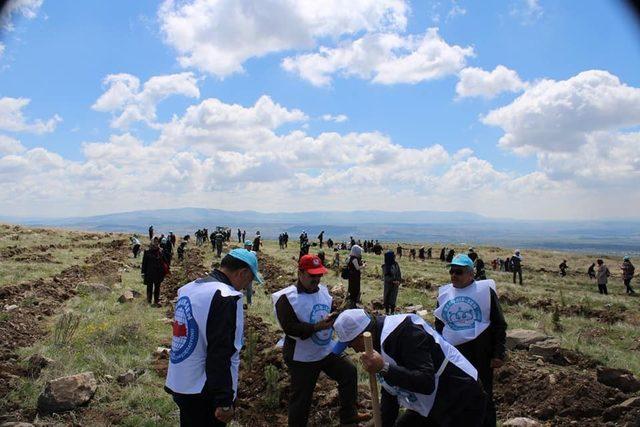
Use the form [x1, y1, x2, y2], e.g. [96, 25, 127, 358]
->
[1, 0, 640, 220]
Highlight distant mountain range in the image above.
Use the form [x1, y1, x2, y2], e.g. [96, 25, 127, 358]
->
[2, 208, 639, 254]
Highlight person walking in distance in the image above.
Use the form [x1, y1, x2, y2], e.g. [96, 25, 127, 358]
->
[347, 245, 365, 309]
[382, 250, 402, 315]
[141, 240, 167, 306]
[511, 250, 523, 285]
[621, 256, 636, 295]
[596, 259, 610, 295]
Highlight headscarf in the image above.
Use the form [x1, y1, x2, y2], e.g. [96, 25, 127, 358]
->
[384, 250, 395, 275]
[350, 244, 362, 258]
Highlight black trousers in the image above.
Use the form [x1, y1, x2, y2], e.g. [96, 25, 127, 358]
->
[393, 389, 486, 427]
[598, 283, 608, 295]
[624, 279, 635, 294]
[146, 280, 161, 304]
[478, 370, 496, 427]
[173, 394, 225, 427]
[285, 353, 358, 426]
[347, 278, 361, 308]
[512, 269, 522, 285]
[132, 245, 141, 258]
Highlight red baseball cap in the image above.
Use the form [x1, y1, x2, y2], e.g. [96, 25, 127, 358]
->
[299, 254, 328, 275]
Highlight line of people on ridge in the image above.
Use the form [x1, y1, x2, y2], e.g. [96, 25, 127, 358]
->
[163, 234, 506, 427]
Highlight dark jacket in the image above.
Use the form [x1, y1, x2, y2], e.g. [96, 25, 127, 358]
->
[372, 316, 483, 426]
[165, 269, 241, 407]
[141, 247, 166, 284]
[382, 262, 401, 286]
[435, 288, 507, 384]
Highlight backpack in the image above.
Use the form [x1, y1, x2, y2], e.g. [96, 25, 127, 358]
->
[341, 265, 350, 280]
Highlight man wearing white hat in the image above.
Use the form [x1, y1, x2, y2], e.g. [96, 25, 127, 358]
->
[333, 309, 486, 426]
[434, 254, 507, 427]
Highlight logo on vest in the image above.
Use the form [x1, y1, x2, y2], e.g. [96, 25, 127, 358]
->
[170, 296, 199, 363]
[309, 303, 332, 345]
[441, 296, 482, 331]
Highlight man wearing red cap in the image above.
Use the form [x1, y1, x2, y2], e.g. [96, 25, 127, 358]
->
[272, 254, 367, 427]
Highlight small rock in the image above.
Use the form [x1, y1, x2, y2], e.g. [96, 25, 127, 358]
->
[370, 298, 384, 310]
[416, 310, 430, 319]
[597, 366, 640, 393]
[37, 372, 97, 414]
[155, 347, 171, 359]
[403, 304, 423, 313]
[548, 374, 557, 385]
[4, 304, 18, 311]
[529, 339, 561, 361]
[536, 359, 545, 366]
[117, 369, 136, 386]
[26, 354, 54, 377]
[619, 396, 640, 408]
[506, 329, 549, 350]
[503, 417, 541, 427]
[117, 289, 141, 303]
[103, 375, 114, 381]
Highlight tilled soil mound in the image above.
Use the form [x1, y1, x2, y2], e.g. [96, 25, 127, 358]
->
[160, 247, 208, 305]
[0, 237, 129, 407]
[495, 350, 640, 426]
[258, 253, 296, 293]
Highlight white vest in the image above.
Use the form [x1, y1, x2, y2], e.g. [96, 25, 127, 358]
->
[165, 278, 244, 396]
[272, 284, 334, 362]
[433, 279, 496, 346]
[378, 314, 477, 417]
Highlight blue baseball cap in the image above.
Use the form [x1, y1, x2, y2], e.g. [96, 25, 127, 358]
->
[447, 254, 474, 269]
[244, 240, 253, 247]
[228, 249, 263, 284]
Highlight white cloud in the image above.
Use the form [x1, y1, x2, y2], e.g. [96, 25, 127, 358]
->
[1, 0, 43, 31]
[0, 134, 25, 154]
[0, 43, 5, 57]
[321, 114, 348, 123]
[0, 97, 61, 134]
[92, 72, 200, 129]
[511, 0, 543, 24]
[158, 0, 408, 78]
[456, 65, 526, 99]
[482, 70, 640, 153]
[447, 2, 466, 20]
[282, 28, 473, 86]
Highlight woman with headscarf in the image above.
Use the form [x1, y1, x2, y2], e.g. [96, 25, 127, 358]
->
[347, 245, 365, 308]
[382, 250, 402, 314]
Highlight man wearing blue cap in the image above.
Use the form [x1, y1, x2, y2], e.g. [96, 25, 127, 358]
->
[165, 249, 263, 426]
[434, 254, 507, 427]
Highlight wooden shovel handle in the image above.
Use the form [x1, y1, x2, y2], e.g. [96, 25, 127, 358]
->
[363, 332, 382, 427]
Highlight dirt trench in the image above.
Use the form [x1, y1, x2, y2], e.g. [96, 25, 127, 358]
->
[0, 237, 129, 409]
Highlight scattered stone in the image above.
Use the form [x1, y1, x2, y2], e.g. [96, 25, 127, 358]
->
[117, 369, 137, 386]
[529, 339, 561, 361]
[506, 329, 549, 350]
[103, 374, 114, 381]
[37, 372, 97, 414]
[4, 304, 18, 311]
[403, 304, 423, 313]
[117, 289, 141, 303]
[26, 354, 54, 377]
[503, 417, 541, 427]
[416, 310, 430, 319]
[548, 374, 557, 385]
[78, 282, 111, 295]
[596, 366, 640, 393]
[535, 359, 545, 366]
[619, 396, 640, 408]
[155, 347, 171, 359]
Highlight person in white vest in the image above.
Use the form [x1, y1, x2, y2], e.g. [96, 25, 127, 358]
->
[333, 309, 486, 426]
[165, 249, 263, 427]
[434, 254, 507, 427]
[272, 254, 369, 427]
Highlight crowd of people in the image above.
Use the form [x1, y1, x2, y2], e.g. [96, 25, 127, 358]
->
[134, 225, 637, 426]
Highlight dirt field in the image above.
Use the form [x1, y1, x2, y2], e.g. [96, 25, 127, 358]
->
[1, 225, 639, 426]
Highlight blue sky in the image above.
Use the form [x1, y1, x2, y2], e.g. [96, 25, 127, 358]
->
[1, 0, 640, 219]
